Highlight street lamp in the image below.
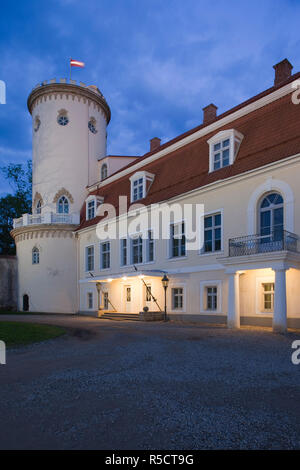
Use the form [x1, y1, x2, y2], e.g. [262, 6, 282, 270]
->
[161, 274, 169, 322]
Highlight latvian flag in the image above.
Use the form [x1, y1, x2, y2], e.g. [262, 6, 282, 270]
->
[70, 59, 85, 68]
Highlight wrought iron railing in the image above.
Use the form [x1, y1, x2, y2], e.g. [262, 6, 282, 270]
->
[229, 230, 299, 257]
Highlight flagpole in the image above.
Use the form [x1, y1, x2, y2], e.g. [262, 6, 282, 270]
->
[70, 58, 72, 81]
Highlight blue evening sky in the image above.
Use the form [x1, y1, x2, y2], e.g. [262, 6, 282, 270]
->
[0, 0, 300, 196]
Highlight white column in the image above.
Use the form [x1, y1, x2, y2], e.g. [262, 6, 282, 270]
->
[273, 268, 287, 333]
[227, 271, 240, 329]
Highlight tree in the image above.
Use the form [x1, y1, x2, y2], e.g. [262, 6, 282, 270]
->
[0, 160, 32, 255]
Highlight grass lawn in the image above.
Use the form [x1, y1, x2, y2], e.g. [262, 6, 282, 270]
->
[0, 321, 65, 347]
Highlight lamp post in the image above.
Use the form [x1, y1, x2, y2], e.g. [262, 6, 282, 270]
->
[161, 274, 169, 322]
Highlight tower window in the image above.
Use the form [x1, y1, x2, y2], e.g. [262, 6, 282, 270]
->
[36, 200, 42, 215]
[34, 116, 41, 132]
[88, 118, 97, 134]
[32, 247, 40, 265]
[101, 163, 108, 181]
[57, 196, 69, 214]
[57, 110, 69, 126]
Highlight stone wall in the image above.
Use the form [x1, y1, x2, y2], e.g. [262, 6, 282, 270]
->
[0, 256, 17, 310]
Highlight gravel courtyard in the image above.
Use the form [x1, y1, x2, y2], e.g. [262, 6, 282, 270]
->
[0, 314, 300, 450]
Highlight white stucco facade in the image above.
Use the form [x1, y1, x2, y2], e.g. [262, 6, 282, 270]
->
[11, 67, 300, 332]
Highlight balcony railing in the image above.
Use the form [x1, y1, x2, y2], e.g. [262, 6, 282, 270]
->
[229, 230, 299, 257]
[13, 212, 80, 229]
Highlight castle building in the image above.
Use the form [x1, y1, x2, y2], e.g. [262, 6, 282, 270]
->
[11, 59, 300, 332]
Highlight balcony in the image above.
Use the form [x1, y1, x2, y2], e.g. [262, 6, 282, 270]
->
[228, 230, 299, 257]
[13, 212, 80, 229]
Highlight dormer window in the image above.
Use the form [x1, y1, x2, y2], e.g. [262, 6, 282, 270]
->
[207, 129, 243, 173]
[130, 171, 155, 203]
[86, 195, 104, 220]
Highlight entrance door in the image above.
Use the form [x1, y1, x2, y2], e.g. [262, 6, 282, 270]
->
[124, 286, 132, 313]
[23, 294, 29, 312]
[145, 284, 152, 310]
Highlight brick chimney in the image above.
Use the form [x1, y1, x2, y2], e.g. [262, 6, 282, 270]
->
[150, 137, 161, 152]
[273, 59, 293, 86]
[203, 103, 218, 125]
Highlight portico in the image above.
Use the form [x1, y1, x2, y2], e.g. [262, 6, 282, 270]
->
[220, 250, 300, 333]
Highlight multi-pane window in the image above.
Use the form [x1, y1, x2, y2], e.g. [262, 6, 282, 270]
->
[147, 230, 154, 262]
[87, 200, 95, 220]
[101, 164, 108, 181]
[206, 286, 218, 311]
[262, 283, 274, 311]
[131, 236, 143, 264]
[172, 288, 184, 310]
[36, 200, 42, 214]
[121, 239, 128, 266]
[204, 213, 222, 253]
[32, 247, 39, 265]
[103, 292, 109, 310]
[85, 246, 94, 272]
[260, 193, 284, 242]
[170, 222, 186, 258]
[87, 292, 93, 309]
[58, 196, 69, 214]
[213, 139, 230, 170]
[100, 242, 110, 269]
[132, 178, 144, 201]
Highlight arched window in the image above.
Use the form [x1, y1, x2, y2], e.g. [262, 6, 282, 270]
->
[36, 200, 42, 214]
[57, 196, 69, 214]
[101, 164, 108, 181]
[259, 192, 284, 242]
[32, 247, 40, 265]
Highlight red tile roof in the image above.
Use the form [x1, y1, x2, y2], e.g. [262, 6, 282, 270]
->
[77, 73, 300, 231]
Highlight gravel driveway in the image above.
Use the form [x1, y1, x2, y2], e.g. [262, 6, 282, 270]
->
[0, 314, 300, 450]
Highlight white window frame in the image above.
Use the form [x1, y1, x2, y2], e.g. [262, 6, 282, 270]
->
[207, 129, 243, 173]
[129, 171, 155, 203]
[101, 163, 108, 181]
[100, 241, 110, 270]
[146, 230, 155, 263]
[200, 210, 223, 255]
[169, 283, 186, 313]
[85, 195, 104, 220]
[32, 247, 40, 265]
[131, 234, 143, 265]
[169, 221, 186, 259]
[255, 275, 275, 315]
[200, 280, 223, 314]
[57, 195, 69, 214]
[120, 238, 128, 266]
[85, 245, 95, 273]
[87, 292, 94, 310]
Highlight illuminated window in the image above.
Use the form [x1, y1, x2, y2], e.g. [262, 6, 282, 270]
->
[262, 283, 275, 311]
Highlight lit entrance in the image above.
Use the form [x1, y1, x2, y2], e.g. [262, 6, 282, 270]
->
[124, 286, 132, 313]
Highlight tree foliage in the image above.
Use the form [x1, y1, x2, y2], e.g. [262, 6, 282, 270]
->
[0, 160, 32, 254]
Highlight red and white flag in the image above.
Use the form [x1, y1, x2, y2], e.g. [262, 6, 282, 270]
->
[70, 59, 85, 68]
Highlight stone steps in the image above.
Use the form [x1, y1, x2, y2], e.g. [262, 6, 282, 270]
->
[100, 312, 140, 321]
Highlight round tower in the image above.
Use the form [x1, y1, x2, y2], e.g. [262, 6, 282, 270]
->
[11, 79, 110, 313]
